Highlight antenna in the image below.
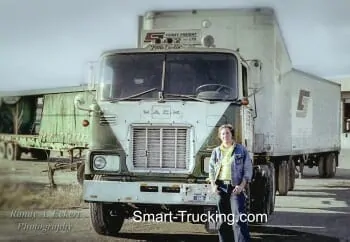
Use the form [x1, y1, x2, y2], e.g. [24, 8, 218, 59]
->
[86, 61, 97, 90]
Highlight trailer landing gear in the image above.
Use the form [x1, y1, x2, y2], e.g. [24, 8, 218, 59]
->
[77, 162, 85, 186]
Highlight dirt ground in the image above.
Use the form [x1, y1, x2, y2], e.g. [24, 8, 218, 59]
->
[0, 151, 349, 242]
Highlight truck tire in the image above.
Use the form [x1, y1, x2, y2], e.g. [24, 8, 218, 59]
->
[6, 143, 21, 160]
[263, 166, 272, 217]
[268, 162, 276, 214]
[203, 207, 219, 234]
[277, 160, 289, 196]
[90, 175, 124, 235]
[77, 163, 85, 186]
[325, 153, 336, 178]
[0, 142, 6, 159]
[248, 165, 270, 224]
[318, 156, 326, 178]
[288, 159, 296, 191]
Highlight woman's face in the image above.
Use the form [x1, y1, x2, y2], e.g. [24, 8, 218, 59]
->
[220, 127, 233, 143]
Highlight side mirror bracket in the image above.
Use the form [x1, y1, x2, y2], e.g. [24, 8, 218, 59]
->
[74, 94, 101, 114]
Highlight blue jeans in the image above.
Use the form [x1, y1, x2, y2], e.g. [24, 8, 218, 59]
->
[217, 184, 251, 242]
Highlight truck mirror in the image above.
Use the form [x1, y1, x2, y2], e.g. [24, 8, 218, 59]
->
[247, 59, 262, 89]
[346, 119, 350, 132]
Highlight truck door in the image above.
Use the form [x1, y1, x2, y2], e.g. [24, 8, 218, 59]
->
[241, 63, 254, 154]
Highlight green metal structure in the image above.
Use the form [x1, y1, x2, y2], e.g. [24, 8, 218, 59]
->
[0, 85, 95, 163]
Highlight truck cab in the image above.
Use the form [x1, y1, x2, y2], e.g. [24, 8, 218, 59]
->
[79, 27, 274, 235]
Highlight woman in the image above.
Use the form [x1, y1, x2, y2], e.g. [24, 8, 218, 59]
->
[208, 124, 253, 242]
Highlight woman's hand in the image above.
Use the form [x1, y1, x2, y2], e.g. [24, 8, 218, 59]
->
[232, 184, 244, 194]
[210, 183, 219, 194]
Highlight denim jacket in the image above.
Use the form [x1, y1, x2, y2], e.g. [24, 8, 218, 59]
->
[208, 143, 253, 186]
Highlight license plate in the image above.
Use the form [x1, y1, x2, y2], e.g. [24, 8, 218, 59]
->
[193, 194, 206, 201]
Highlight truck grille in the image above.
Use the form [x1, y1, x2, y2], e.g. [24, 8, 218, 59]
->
[132, 126, 190, 170]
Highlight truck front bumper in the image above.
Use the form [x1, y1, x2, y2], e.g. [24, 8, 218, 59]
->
[83, 180, 218, 205]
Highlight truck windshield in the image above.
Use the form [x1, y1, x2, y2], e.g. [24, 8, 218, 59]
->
[99, 52, 238, 101]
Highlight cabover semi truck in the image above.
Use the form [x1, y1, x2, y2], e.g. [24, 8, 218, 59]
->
[78, 7, 341, 235]
[0, 85, 95, 184]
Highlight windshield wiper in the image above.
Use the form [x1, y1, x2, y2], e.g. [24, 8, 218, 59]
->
[163, 93, 211, 103]
[110, 88, 158, 102]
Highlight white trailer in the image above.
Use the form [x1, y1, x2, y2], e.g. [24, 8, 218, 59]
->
[137, 7, 341, 195]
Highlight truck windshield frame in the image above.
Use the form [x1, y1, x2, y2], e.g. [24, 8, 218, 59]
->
[98, 52, 238, 101]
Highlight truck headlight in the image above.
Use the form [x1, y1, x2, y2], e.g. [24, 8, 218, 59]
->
[93, 156, 107, 169]
[92, 155, 120, 171]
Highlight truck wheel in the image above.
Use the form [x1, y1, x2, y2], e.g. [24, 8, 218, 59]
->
[204, 207, 219, 234]
[268, 163, 276, 214]
[0, 142, 6, 159]
[325, 153, 336, 178]
[90, 175, 125, 235]
[254, 172, 270, 223]
[77, 163, 85, 186]
[277, 160, 289, 196]
[288, 159, 296, 191]
[6, 143, 21, 160]
[318, 156, 326, 178]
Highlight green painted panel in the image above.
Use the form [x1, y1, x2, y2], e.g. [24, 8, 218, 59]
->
[39, 91, 95, 146]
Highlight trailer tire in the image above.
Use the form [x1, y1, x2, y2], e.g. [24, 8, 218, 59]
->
[325, 153, 336, 178]
[318, 156, 326, 178]
[90, 175, 125, 235]
[0, 142, 6, 159]
[77, 163, 85, 186]
[32, 149, 50, 160]
[6, 143, 21, 160]
[277, 160, 289, 196]
[288, 159, 296, 191]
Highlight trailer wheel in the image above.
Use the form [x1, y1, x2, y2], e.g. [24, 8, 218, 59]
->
[325, 153, 336, 178]
[318, 156, 326, 178]
[32, 149, 50, 160]
[90, 175, 125, 235]
[288, 159, 296, 191]
[277, 160, 289, 196]
[6, 143, 21, 160]
[77, 163, 85, 186]
[0, 142, 6, 159]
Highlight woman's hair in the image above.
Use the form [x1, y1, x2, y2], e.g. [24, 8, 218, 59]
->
[218, 124, 235, 138]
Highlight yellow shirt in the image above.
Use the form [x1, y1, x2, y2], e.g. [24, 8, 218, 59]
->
[217, 144, 234, 181]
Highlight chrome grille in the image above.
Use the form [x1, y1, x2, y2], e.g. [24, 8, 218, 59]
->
[132, 126, 190, 170]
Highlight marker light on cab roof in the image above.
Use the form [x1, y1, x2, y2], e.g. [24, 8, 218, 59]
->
[202, 35, 215, 47]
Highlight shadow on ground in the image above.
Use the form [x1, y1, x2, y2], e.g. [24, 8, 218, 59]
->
[105, 225, 339, 242]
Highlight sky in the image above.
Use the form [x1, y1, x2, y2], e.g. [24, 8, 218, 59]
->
[0, 0, 349, 91]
